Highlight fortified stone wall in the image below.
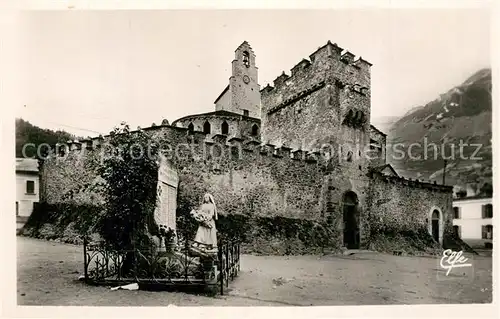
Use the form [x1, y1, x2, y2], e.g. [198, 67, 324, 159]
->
[30, 40, 456, 254]
[367, 173, 453, 245]
[40, 124, 328, 222]
[38, 122, 453, 252]
[172, 112, 261, 140]
[260, 41, 372, 156]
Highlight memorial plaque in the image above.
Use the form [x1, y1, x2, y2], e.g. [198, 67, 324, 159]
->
[154, 156, 178, 231]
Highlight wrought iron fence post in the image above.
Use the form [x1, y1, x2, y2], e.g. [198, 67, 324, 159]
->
[150, 244, 153, 279]
[218, 244, 223, 295]
[117, 252, 122, 281]
[184, 231, 189, 281]
[230, 242, 234, 280]
[133, 243, 138, 282]
[83, 236, 88, 282]
[104, 250, 109, 278]
[232, 242, 236, 277]
[233, 242, 237, 278]
[225, 244, 229, 288]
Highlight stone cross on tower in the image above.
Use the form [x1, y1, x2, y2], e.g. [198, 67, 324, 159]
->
[214, 41, 261, 119]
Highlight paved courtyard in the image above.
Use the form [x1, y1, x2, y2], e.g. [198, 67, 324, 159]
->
[17, 236, 492, 306]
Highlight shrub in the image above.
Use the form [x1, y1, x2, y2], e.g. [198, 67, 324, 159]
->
[91, 123, 160, 252]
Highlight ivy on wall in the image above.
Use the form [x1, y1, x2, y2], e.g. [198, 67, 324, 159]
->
[89, 123, 161, 252]
[216, 214, 338, 254]
[23, 201, 341, 255]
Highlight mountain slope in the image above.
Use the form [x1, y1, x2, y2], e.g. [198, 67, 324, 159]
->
[15, 118, 79, 158]
[370, 115, 400, 134]
[386, 68, 492, 192]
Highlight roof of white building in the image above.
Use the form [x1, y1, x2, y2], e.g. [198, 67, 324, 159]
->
[16, 158, 39, 173]
[453, 195, 492, 202]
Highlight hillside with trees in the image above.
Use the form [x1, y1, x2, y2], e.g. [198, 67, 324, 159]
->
[15, 118, 80, 158]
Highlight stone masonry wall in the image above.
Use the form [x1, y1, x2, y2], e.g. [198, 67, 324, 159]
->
[367, 174, 453, 246]
[260, 41, 372, 154]
[259, 41, 374, 208]
[40, 125, 326, 223]
[172, 113, 260, 141]
[37, 123, 453, 253]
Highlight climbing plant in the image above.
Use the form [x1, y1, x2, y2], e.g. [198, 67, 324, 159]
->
[92, 123, 160, 252]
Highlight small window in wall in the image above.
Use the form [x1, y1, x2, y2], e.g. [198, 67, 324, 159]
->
[482, 225, 493, 239]
[243, 110, 249, 117]
[221, 121, 229, 135]
[26, 180, 35, 194]
[251, 124, 259, 136]
[187, 123, 194, 133]
[453, 207, 460, 219]
[453, 225, 460, 238]
[203, 121, 211, 134]
[16, 201, 19, 216]
[482, 204, 493, 218]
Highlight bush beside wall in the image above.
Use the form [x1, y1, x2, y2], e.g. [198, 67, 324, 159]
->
[20, 202, 102, 245]
[21, 202, 341, 255]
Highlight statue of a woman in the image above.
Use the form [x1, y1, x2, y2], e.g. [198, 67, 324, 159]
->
[192, 193, 218, 250]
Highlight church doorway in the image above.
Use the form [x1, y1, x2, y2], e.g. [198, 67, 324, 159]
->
[342, 191, 360, 249]
[431, 210, 440, 242]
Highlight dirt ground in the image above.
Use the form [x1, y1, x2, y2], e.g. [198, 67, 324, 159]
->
[16, 236, 492, 306]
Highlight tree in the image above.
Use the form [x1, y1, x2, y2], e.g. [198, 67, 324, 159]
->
[480, 183, 493, 197]
[92, 123, 161, 274]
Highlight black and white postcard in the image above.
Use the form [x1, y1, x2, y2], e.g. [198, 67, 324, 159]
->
[1, 1, 498, 318]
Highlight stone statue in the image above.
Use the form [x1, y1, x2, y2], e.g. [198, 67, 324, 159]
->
[191, 193, 218, 251]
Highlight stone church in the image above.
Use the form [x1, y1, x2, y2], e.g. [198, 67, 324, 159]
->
[39, 41, 454, 251]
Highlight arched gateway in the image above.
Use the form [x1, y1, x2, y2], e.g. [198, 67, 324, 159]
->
[427, 206, 443, 244]
[342, 191, 360, 249]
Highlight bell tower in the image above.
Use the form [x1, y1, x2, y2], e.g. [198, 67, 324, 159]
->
[214, 41, 261, 118]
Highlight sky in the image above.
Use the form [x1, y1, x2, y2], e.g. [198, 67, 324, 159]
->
[17, 8, 491, 137]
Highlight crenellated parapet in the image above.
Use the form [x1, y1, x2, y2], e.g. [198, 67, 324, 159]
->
[371, 170, 453, 193]
[261, 40, 371, 100]
[43, 119, 330, 178]
[260, 40, 373, 153]
[273, 71, 289, 87]
[47, 121, 337, 175]
[291, 59, 311, 76]
[340, 50, 355, 64]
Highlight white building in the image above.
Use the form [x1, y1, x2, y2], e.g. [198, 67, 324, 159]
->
[452, 196, 493, 249]
[16, 158, 39, 230]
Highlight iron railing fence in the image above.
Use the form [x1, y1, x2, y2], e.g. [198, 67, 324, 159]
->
[83, 237, 240, 295]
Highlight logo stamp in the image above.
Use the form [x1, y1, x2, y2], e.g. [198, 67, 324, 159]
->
[440, 249, 472, 276]
[437, 249, 475, 282]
